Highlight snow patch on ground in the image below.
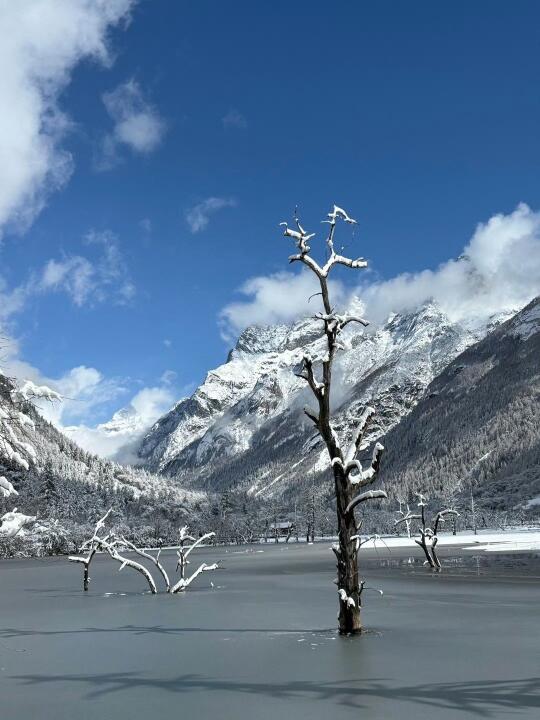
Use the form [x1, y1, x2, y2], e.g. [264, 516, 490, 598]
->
[358, 530, 540, 553]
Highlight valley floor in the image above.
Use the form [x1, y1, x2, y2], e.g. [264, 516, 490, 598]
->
[1, 541, 539, 719]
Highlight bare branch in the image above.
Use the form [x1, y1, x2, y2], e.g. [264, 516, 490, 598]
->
[433, 508, 459, 536]
[303, 406, 320, 426]
[345, 489, 388, 515]
[344, 407, 375, 465]
[119, 539, 170, 592]
[103, 539, 158, 594]
[170, 562, 219, 593]
[349, 442, 384, 485]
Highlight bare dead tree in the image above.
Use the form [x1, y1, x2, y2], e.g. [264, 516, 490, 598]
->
[171, 526, 218, 593]
[395, 494, 459, 571]
[281, 204, 387, 635]
[396, 500, 413, 538]
[69, 509, 113, 591]
[70, 518, 217, 595]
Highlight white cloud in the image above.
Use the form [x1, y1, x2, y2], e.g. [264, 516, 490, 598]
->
[360, 203, 540, 325]
[39, 256, 95, 306]
[185, 197, 236, 233]
[1, 335, 176, 461]
[222, 108, 247, 130]
[1, 229, 135, 315]
[160, 369, 176, 384]
[0, 0, 135, 236]
[219, 271, 347, 341]
[63, 382, 176, 460]
[0, 341, 128, 430]
[130, 385, 174, 421]
[97, 79, 165, 169]
[220, 204, 540, 338]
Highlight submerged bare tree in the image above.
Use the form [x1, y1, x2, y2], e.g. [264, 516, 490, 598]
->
[69, 509, 113, 591]
[171, 526, 218, 593]
[70, 516, 217, 594]
[395, 494, 458, 571]
[396, 500, 413, 538]
[281, 205, 386, 635]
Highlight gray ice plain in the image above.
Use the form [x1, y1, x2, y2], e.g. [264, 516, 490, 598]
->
[1, 535, 539, 720]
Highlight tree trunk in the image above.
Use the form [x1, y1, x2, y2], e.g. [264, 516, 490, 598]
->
[83, 563, 90, 591]
[334, 465, 362, 635]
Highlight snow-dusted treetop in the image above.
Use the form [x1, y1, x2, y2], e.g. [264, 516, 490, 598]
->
[12, 380, 62, 404]
[0, 476, 19, 499]
[0, 509, 36, 539]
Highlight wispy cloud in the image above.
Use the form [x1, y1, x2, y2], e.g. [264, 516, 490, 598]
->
[0, 338, 177, 461]
[219, 271, 346, 342]
[0, 230, 135, 323]
[185, 197, 236, 233]
[0, 1, 134, 237]
[222, 108, 247, 130]
[220, 204, 540, 338]
[97, 79, 166, 170]
[38, 230, 135, 307]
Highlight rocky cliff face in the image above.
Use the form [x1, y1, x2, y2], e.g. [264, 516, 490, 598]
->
[138, 302, 508, 497]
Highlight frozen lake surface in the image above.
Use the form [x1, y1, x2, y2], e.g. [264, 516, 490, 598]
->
[1, 541, 539, 719]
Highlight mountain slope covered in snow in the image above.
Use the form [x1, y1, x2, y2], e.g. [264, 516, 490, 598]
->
[0, 371, 202, 553]
[138, 301, 508, 498]
[378, 296, 540, 509]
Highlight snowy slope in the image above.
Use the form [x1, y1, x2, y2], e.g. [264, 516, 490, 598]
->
[0, 371, 200, 507]
[378, 296, 540, 508]
[138, 301, 509, 496]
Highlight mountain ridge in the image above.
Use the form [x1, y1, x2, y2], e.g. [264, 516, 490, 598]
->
[137, 300, 513, 498]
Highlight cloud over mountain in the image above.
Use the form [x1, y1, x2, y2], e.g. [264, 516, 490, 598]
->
[220, 204, 540, 338]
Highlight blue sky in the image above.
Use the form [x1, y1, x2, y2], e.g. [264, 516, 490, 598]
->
[1, 0, 540, 453]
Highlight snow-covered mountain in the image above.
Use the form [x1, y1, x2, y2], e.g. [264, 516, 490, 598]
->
[138, 301, 510, 496]
[379, 296, 540, 508]
[0, 370, 203, 551]
[98, 406, 150, 437]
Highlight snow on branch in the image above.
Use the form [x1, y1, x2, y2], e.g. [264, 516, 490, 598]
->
[70, 517, 220, 595]
[0, 377, 52, 472]
[172, 527, 218, 593]
[284, 205, 367, 280]
[397, 494, 460, 571]
[394, 505, 421, 539]
[334, 439, 384, 486]
[104, 539, 158, 594]
[345, 407, 375, 465]
[295, 354, 324, 398]
[433, 508, 459, 536]
[69, 509, 114, 591]
[345, 489, 387, 515]
[280, 210, 315, 255]
[11, 380, 62, 404]
[170, 562, 219, 593]
[118, 539, 170, 592]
